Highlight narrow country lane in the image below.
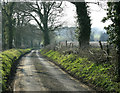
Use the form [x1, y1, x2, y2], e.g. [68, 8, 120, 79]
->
[13, 50, 95, 92]
[13, 50, 45, 91]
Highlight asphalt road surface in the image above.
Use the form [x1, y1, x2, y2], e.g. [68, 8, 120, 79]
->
[13, 50, 95, 92]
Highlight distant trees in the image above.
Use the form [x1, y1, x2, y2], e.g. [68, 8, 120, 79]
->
[72, 2, 91, 47]
[100, 32, 108, 41]
[0, 4, 2, 51]
[2, 2, 42, 50]
[90, 31, 95, 41]
[20, 24, 42, 48]
[20, 2, 63, 46]
[13, 3, 33, 48]
[102, 2, 120, 79]
[1, 1, 63, 50]
[2, 1, 92, 49]
[0, 4, 2, 33]
[0, 4, 1, 34]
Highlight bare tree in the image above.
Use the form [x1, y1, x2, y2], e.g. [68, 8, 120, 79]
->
[19, 1, 63, 46]
[13, 3, 33, 48]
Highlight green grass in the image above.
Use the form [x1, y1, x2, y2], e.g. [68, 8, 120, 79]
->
[40, 49, 120, 92]
[0, 49, 31, 91]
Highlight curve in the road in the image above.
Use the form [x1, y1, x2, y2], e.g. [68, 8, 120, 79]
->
[13, 50, 95, 92]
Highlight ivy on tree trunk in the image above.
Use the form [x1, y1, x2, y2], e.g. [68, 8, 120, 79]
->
[73, 2, 91, 47]
[2, 2, 15, 49]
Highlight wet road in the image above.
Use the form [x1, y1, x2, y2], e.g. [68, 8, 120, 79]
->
[13, 50, 94, 92]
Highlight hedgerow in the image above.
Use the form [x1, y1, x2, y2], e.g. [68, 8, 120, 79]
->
[0, 49, 31, 91]
[40, 49, 120, 92]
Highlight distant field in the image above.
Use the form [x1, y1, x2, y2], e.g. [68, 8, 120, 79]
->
[59, 41, 107, 47]
[90, 41, 107, 47]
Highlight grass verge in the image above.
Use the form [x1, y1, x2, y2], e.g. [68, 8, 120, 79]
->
[40, 49, 120, 92]
[0, 48, 31, 91]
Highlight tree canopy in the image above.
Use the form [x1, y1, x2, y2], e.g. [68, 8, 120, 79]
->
[19, 2, 63, 46]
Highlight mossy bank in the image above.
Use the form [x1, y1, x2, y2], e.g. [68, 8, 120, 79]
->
[0, 49, 31, 91]
[40, 49, 120, 92]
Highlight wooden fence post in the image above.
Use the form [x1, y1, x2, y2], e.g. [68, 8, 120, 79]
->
[107, 43, 109, 55]
[99, 41, 103, 50]
[66, 40, 67, 47]
[106, 43, 110, 62]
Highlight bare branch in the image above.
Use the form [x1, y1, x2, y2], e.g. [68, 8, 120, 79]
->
[30, 13, 43, 31]
[47, 2, 55, 15]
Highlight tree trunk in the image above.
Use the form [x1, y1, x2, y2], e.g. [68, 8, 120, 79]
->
[15, 13, 22, 48]
[14, 28, 22, 48]
[74, 2, 91, 47]
[43, 29, 50, 46]
[117, 48, 120, 78]
[3, 2, 15, 49]
[2, 26, 5, 50]
[8, 30, 13, 49]
[8, 17, 13, 49]
[43, 17, 50, 46]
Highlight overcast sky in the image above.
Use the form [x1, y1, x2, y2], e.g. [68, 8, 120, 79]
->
[61, 1, 112, 30]
[30, 1, 112, 31]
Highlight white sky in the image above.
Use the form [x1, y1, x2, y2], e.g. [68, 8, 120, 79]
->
[61, 1, 111, 30]
[30, 1, 112, 31]
[61, 2, 77, 27]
